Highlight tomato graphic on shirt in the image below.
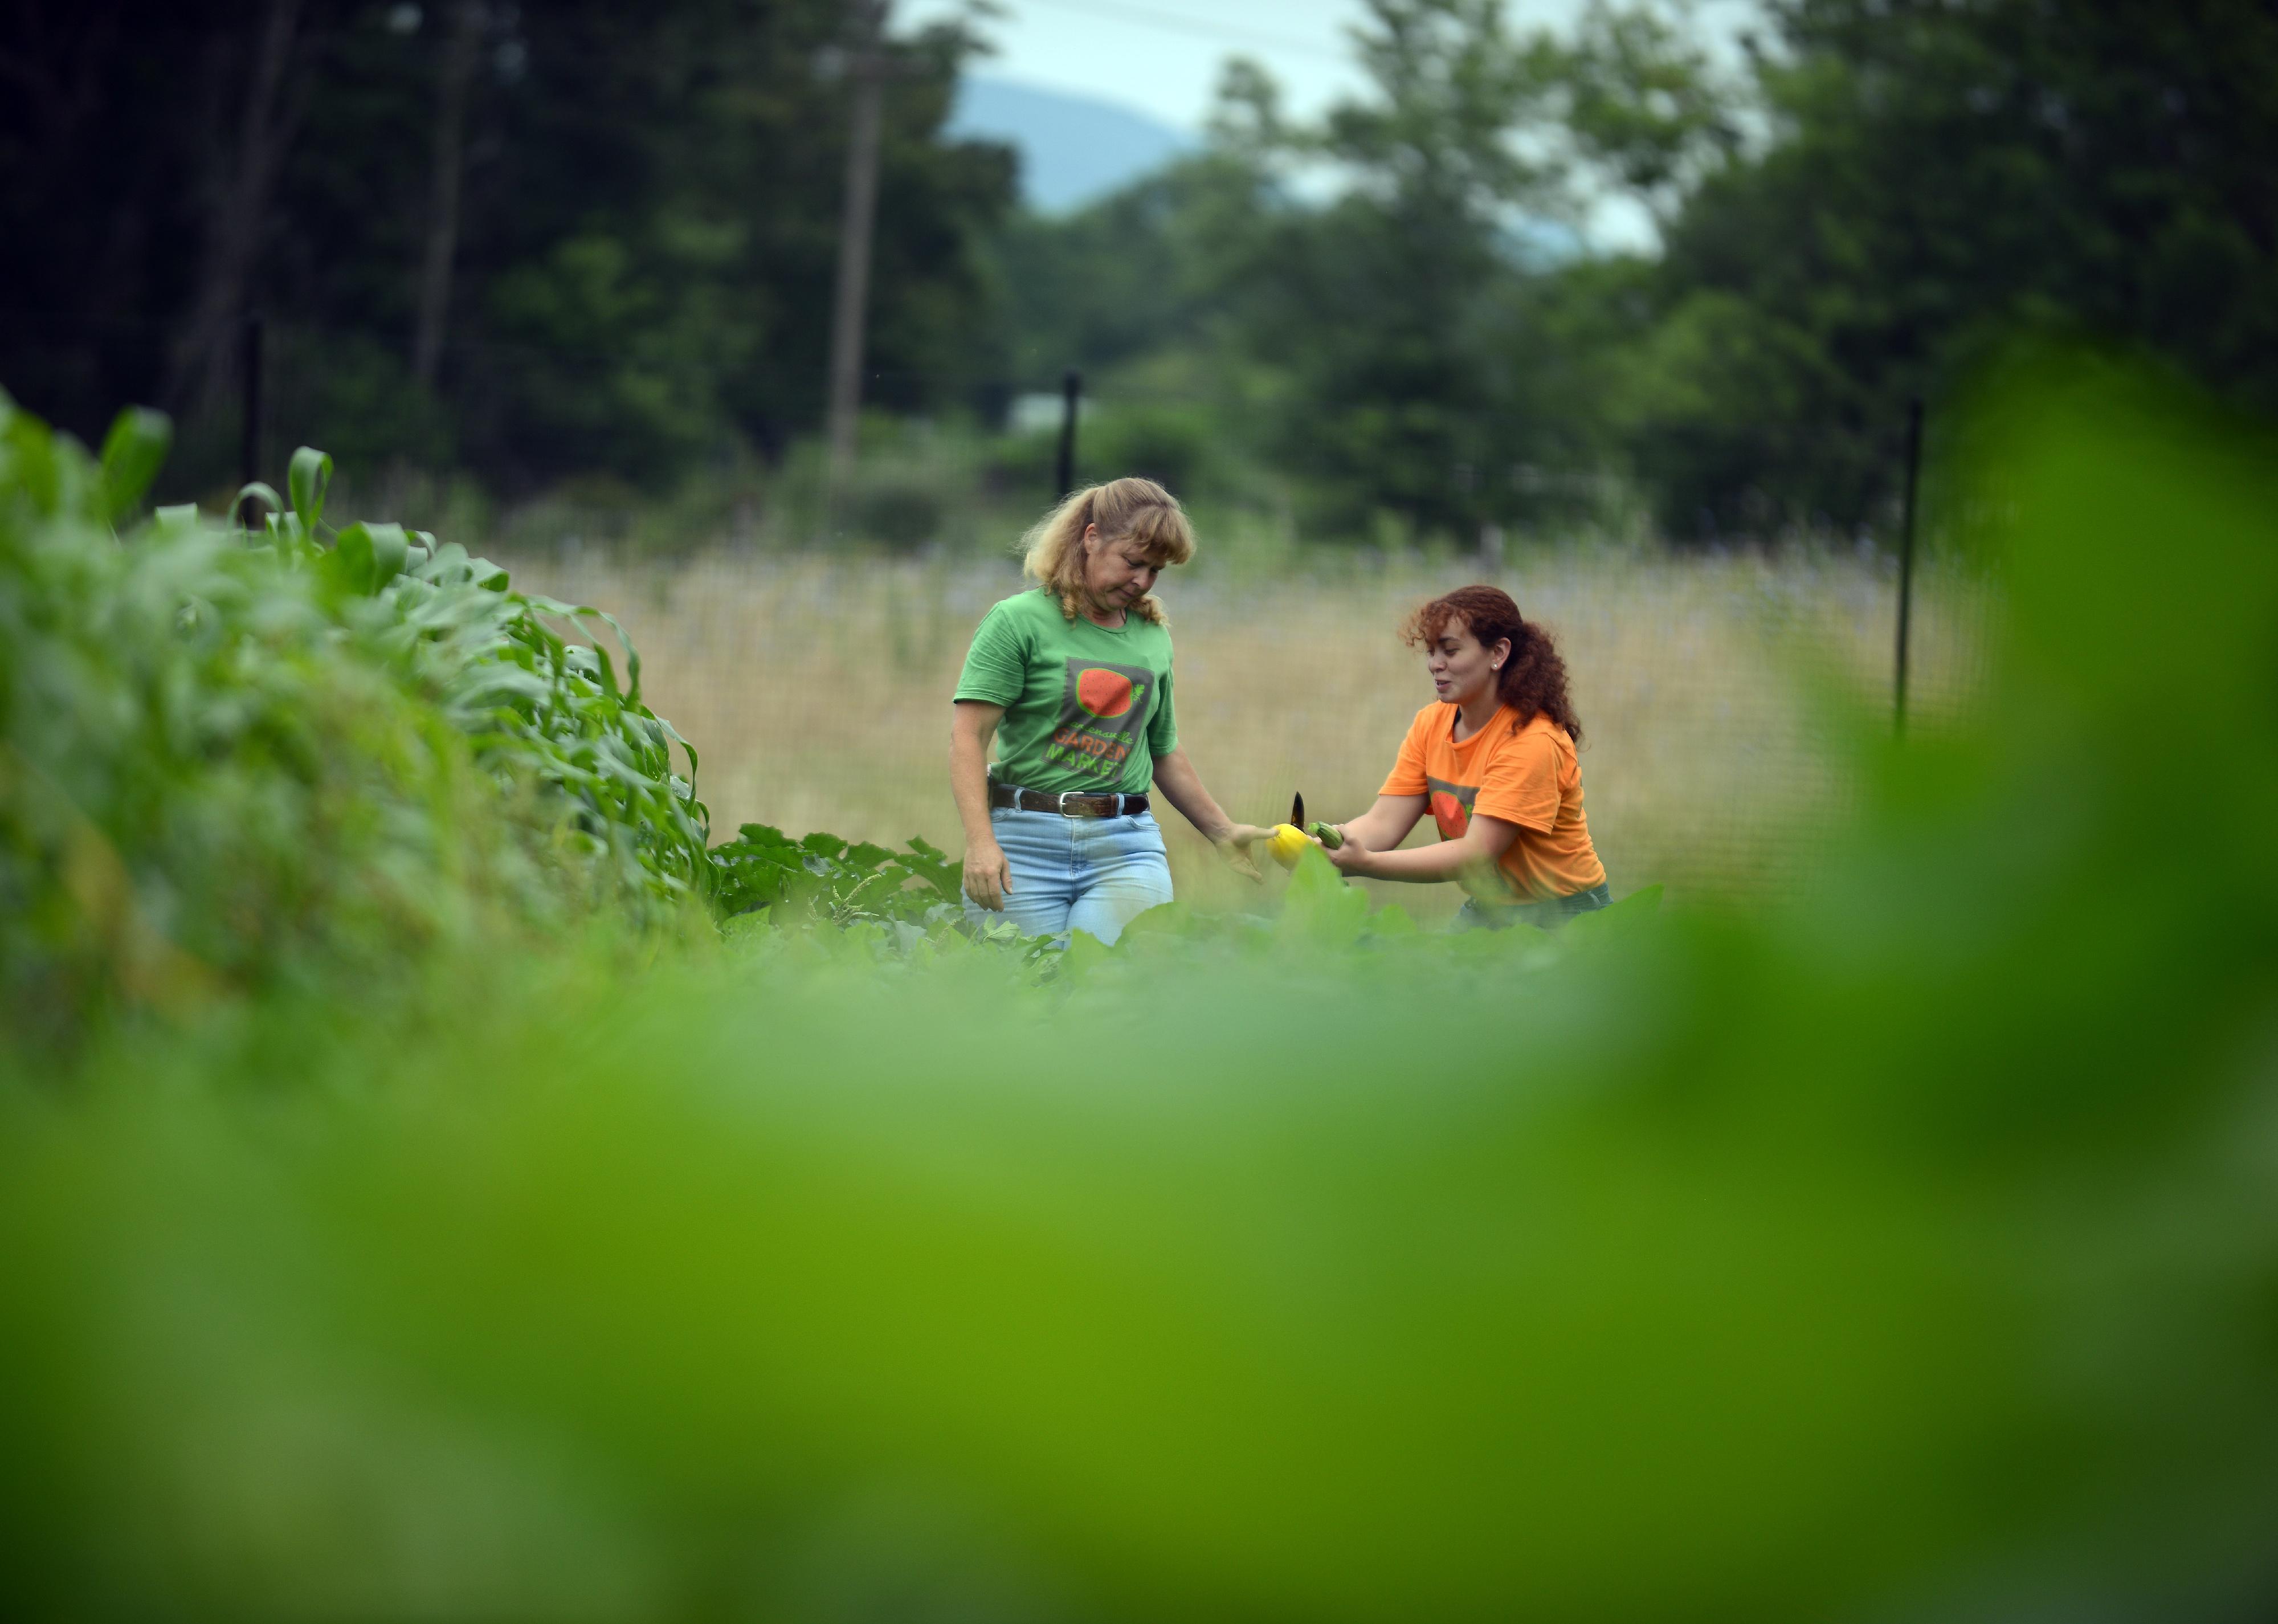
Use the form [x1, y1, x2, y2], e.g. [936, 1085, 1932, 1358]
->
[1426, 775, 1478, 839]
[1049, 657, 1157, 782]
[1076, 666, 1135, 719]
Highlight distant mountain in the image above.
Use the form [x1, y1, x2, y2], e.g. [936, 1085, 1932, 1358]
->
[946, 76, 1191, 213]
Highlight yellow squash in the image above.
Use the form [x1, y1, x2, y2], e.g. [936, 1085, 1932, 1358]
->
[1266, 823, 1312, 868]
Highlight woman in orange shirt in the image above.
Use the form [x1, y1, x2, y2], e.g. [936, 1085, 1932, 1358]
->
[1321, 585, 1610, 928]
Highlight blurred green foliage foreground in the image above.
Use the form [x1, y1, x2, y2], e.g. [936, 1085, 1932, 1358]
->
[3, 358, 2277, 1621]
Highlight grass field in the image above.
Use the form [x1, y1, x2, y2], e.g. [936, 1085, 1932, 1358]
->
[500, 541, 1993, 923]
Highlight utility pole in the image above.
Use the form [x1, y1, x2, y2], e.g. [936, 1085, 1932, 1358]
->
[1894, 397, 1925, 737]
[238, 312, 264, 526]
[824, 0, 892, 520]
[166, 0, 307, 415]
[414, 1, 485, 387]
[1054, 369, 1081, 497]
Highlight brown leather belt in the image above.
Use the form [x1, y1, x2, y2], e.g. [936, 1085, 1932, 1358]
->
[989, 781, 1149, 819]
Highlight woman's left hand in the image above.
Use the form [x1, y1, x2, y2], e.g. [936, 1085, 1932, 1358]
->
[1216, 823, 1269, 883]
[1324, 831, 1374, 877]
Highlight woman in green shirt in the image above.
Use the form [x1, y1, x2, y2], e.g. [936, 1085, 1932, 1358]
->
[950, 478, 1265, 943]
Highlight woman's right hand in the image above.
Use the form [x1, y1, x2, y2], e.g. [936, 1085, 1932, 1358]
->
[1324, 829, 1375, 877]
[962, 838, 1013, 911]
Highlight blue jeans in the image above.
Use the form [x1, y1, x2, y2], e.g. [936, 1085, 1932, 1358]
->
[1455, 881, 1614, 932]
[969, 807, 1173, 945]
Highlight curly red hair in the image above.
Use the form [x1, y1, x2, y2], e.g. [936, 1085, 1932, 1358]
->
[1403, 585, 1583, 745]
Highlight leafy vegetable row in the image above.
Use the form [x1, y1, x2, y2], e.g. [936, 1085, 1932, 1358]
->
[0, 393, 965, 1042]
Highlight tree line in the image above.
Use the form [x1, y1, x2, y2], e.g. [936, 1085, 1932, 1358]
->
[1007, 0, 2278, 539]
[5, 0, 2273, 541]
[2, 0, 1009, 492]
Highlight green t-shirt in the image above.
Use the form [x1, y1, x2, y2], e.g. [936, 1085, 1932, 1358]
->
[953, 588, 1177, 796]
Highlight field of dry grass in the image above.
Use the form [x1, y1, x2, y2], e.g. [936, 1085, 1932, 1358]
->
[503, 543, 1991, 925]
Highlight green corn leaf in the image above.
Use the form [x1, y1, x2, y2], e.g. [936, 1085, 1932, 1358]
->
[328, 523, 376, 594]
[582, 635, 621, 700]
[0, 399, 65, 516]
[263, 508, 306, 563]
[654, 719, 698, 785]
[328, 521, 412, 595]
[287, 446, 333, 533]
[97, 407, 171, 527]
[587, 610, 642, 706]
[234, 482, 283, 531]
[364, 521, 409, 584]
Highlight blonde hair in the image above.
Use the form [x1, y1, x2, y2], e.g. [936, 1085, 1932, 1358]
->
[1020, 477, 1196, 624]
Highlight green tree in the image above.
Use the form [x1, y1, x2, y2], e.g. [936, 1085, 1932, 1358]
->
[983, 154, 1260, 393]
[990, 0, 1727, 542]
[341, 0, 1015, 485]
[1213, 1, 1582, 539]
[1628, 0, 2278, 533]
[1, 0, 1016, 494]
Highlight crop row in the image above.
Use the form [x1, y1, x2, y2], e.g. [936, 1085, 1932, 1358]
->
[0, 394, 963, 1044]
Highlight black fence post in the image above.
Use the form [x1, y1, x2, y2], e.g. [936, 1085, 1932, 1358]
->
[238, 313, 264, 524]
[1055, 369, 1081, 499]
[1895, 396, 1924, 737]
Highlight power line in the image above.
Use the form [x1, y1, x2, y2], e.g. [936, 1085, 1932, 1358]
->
[1007, 0, 1353, 62]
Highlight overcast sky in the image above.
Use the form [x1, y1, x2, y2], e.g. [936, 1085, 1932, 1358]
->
[898, 0, 1761, 133]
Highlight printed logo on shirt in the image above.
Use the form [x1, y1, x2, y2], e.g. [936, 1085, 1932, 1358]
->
[1425, 774, 1477, 839]
[1048, 658, 1154, 782]
[1076, 666, 1135, 717]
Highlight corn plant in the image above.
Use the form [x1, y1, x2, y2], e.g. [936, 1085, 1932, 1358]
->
[239, 442, 715, 913]
[0, 390, 714, 1040]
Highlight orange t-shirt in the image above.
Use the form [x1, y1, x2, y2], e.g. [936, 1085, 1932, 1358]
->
[1379, 704, 1607, 902]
